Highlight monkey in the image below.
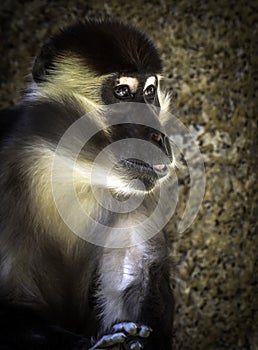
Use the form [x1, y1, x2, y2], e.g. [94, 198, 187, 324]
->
[0, 19, 174, 350]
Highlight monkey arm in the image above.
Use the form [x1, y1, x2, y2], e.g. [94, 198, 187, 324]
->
[0, 304, 151, 350]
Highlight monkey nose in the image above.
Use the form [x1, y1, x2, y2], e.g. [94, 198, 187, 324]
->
[150, 131, 172, 161]
[151, 132, 162, 143]
[150, 131, 165, 153]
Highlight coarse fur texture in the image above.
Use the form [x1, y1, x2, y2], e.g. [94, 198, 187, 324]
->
[0, 18, 174, 350]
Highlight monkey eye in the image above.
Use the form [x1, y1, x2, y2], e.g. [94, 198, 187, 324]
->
[144, 84, 156, 100]
[114, 85, 132, 99]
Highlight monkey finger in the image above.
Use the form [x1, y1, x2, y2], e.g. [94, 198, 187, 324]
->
[112, 322, 138, 335]
[138, 325, 152, 338]
[90, 332, 126, 349]
[124, 340, 143, 350]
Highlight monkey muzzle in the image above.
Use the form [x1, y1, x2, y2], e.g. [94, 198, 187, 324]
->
[112, 126, 172, 191]
[100, 103, 173, 191]
[121, 130, 171, 178]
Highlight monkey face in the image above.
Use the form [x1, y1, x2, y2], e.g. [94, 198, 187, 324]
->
[99, 74, 172, 192]
[80, 106, 172, 194]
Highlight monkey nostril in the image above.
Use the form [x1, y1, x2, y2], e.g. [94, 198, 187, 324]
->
[150, 132, 172, 160]
[151, 133, 162, 142]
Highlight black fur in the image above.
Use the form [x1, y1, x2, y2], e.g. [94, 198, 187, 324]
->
[33, 18, 162, 81]
[0, 19, 173, 350]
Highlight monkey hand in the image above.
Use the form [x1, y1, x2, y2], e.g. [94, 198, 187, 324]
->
[89, 322, 152, 350]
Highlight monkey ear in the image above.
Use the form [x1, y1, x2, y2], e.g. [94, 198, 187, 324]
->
[32, 44, 56, 83]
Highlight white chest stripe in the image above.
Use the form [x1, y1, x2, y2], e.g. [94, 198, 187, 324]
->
[97, 241, 151, 331]
[119, 252, 139, 291]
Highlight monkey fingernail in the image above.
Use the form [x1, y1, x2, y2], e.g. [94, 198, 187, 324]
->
[111, 332, 126, 343]
[129, 341, 143, 350]
[138, 325, 152, 338]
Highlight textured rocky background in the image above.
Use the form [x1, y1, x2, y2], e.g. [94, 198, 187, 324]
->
[0, 1, 257, 349]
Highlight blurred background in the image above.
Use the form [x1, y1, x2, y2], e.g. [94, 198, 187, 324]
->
[0, 1, 257, 349]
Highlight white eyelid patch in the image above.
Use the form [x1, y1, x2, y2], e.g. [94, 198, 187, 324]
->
[116, 77, 139, 93]
[144, 76, 156, 90]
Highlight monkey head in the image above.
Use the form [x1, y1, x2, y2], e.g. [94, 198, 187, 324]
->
[30, 19, 173, 194]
